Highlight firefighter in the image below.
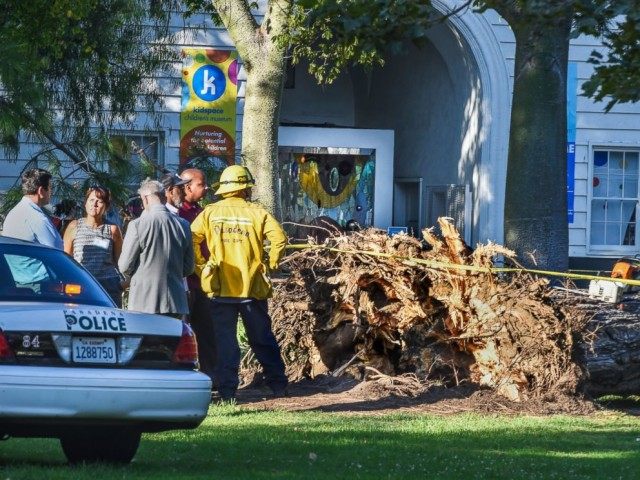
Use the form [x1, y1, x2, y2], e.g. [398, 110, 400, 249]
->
[190, 165, 288, 402]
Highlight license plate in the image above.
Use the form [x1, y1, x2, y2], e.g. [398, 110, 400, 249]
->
[72, 337, 116, 364]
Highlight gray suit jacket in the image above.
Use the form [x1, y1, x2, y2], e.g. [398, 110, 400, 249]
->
[118, 204, 195, 314]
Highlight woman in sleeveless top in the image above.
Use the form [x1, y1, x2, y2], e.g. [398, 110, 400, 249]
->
[63, 186, 124, 306]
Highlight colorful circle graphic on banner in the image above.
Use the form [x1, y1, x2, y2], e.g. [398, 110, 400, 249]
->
[180, 125, 235, 164]
[206, 49, 231, 63]
[228, 59, 238, 85]
[192, 65, 226, 102]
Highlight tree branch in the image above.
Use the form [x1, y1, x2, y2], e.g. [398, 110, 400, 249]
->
[0, 97, 92, 173]
[263, 0, 292, 36]
[481, 0, 520, 26]
[211, 0, 260, 62]
[435, 0, 475, 22]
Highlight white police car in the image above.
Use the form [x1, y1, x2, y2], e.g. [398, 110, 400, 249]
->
[0, 237, 211, 463]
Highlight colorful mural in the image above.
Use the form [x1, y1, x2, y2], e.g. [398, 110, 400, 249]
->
[279, 151, 375, 234]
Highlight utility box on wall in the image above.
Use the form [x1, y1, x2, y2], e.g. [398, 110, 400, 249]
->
[426, 184, 472, 244]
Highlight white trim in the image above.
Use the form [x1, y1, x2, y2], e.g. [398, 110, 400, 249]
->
[278, 127, 394, 228]
[432, 1, 512, 245]
[586, 141, 640, 256]
[108, 129, 166, 166]
[464, 183, 473, 243]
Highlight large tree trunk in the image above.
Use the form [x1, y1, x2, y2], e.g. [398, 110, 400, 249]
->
[212, 0, 290, 217]
[242, 50, 286, 217]
[502, 10, 572, 271]
[575, 300, 640, 396]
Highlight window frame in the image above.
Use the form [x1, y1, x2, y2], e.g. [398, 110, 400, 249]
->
[587, 143, 640, 256]
[108, 130, 165, 175]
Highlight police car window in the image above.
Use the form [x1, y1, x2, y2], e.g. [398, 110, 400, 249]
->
[5, 254, 52, 288]
[0, 246, 114, 307]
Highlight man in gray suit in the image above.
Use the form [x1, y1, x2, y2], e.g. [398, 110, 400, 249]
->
[118, 179, 195, 317]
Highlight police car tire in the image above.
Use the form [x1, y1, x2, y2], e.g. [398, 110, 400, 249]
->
[60, 429, 141, 464]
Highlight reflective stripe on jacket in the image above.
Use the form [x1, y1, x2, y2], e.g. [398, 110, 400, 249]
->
[190, 197, 287, 299]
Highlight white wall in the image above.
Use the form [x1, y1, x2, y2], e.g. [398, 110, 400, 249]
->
[283, 10, 510, 246]
[569, 36, 640, 258]
[280, 60, 355, 127]
[352, 29, 477, 187]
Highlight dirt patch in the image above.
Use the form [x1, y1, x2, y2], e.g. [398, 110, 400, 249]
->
[231, 376, 598, 416]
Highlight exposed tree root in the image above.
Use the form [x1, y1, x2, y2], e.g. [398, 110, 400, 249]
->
[243, 218, 588, 402]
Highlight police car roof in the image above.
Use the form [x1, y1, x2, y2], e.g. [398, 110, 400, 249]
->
[0, 235, 57, 249]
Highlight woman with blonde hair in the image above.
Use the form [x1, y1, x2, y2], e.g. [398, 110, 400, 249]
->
[63, 186, 124, 306]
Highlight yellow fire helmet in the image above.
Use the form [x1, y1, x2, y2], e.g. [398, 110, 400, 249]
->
[214, 165, 256, 195]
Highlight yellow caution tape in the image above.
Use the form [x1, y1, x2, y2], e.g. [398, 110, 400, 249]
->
[282, 243, 640, 287]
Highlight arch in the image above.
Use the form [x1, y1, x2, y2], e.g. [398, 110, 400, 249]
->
[432, 1, 512, 245]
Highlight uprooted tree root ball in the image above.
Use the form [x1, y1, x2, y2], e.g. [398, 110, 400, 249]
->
[245, 218, 587, 402]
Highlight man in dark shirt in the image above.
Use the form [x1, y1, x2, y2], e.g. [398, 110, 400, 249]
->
[178, 168, 216, 381]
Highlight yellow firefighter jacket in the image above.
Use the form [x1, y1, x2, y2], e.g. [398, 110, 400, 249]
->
[190, 196, 287, 299]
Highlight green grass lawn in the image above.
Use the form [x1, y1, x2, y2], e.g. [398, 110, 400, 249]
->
[1, 405, 639, 479]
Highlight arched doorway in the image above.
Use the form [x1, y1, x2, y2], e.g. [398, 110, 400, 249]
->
[280, 3, 511, 245]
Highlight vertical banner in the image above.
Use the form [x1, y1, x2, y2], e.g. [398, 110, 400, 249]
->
[180, 48, 238, 165]
[567, 61, 577, 223]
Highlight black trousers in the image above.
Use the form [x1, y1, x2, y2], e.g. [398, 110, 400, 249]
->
[210, 299, 287, 400]
[188, 288, 217, 380]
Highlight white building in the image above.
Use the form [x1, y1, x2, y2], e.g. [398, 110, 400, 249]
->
[2, 1, 639, 270]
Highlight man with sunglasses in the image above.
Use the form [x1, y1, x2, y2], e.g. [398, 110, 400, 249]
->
[160, 172, 190, 215]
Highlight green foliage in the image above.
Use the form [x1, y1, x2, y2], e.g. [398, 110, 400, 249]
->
[0, 0, 179, 155]
[0, 0, 181, 218]
[280, 0, 444, 84]
[578, 1, 640, 110]
[0, 133, 166, 219]
[276, 0, 639, 105]
[183, 0, 224, 24]
[183, 0, 259, 26]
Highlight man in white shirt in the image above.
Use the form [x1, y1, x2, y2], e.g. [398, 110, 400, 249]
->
[160, 173, 190, 216]
[2, 168, 63, 286]
[2, 168, 63, 249]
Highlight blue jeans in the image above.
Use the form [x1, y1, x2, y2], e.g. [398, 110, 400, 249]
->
[210, 299, 287, 399]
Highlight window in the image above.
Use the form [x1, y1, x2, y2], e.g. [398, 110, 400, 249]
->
[111, 132, 164, 175]
[0, 243, 114, 307]
[590, 149, 640, 248]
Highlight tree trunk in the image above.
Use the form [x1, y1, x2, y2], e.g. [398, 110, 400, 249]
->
[242, 53, 286, 217]
[503, 13, 572, 271]
[575, 300, 640, 396]
[211, 0, 290, 217]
